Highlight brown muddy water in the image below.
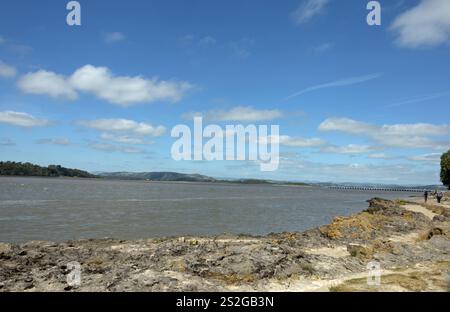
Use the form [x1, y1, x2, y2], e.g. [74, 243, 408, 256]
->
[0, 177, 417, 242]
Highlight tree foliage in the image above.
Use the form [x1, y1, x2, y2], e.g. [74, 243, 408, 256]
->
[0, 161, 96, 178]
[441, 151, 450, 189]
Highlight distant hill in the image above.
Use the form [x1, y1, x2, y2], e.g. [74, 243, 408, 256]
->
[99, 171, 216, 182]
[0, 161, 96, 178]
[99, 172, 311, 185]
[230, 179, 309, 186]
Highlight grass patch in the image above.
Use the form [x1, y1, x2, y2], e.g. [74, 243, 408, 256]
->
[320, 212, 387, 240]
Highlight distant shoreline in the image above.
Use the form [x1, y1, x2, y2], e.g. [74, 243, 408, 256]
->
[0, 175, 442, 191]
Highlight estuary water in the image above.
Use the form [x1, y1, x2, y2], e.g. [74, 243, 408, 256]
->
[0, 177, 416, 242]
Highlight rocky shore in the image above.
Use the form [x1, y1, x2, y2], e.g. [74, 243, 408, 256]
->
[1, 197, 449, 292]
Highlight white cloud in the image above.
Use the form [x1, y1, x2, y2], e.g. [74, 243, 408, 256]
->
[368, 153, 392, 160]
[257, 135, 325, 148]
[321, 144, 376, 154]
[37, 138, 70, 146]
[18, 70, 78, 100]
[69, 65, 192, 106]
[320, 117, 450, 137]
[0, 61, 17, 78]
[0, 111, 50, 127]
[319, 117, 376, 134]
[319, 117, 450, 150]
[381, 123, 450, 137]
[273, 158, 440, 185]
[285, 73, 381, 100]
[88, 142, 144, 154]
[408, 153, 442, 164]
[17, 65, 193, 106]
[100, 133, 150, 145]
[104, 32, 126, 43]
[279, 135, 326, 148]
[391, 0, 450, 48]
[77, 118, 166, 137]
[185, 106, 283, 122]
[290, 0, 330, 25]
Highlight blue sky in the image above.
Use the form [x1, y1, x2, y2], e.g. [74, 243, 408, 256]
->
[0, 0, 449, 184]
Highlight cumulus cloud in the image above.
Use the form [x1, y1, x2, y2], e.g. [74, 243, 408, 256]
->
[36, 138, 70, 146]
[290, 0, 330, 25]
[184, 106, 283, 122]
[69, 65, 192, 106]
[0, 61, 17, 78]
[0, 111, 50, 127]
[18, 70, 78, 100]
[391, 0, 450, 48]
[103, 32, 126, 43]
[319, 117, 450, 150]
[17, 65, 193, 106]
[79, 119, 161, 152]
[77, 118, 166, 137]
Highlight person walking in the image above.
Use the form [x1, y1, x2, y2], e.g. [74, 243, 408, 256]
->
[424, 190, 429, 203]
[436, 191, 443, 204]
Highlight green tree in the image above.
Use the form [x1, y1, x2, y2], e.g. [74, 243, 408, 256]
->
[441, 150, 450, 189]
[0, 161, 96, 178]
